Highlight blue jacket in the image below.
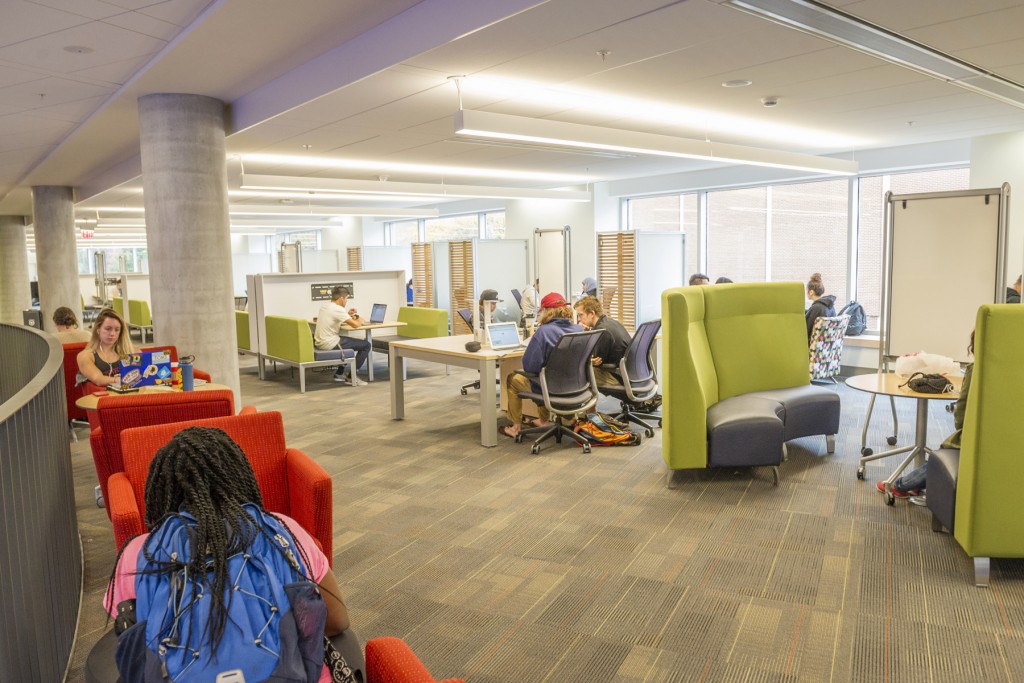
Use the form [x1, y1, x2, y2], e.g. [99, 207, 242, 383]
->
[522, 318, 582, 374]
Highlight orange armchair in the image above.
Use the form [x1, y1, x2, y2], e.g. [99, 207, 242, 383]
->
[107, 411, 333, 564]
[61, 342, 92, 425]
[89, 389, 238, 521]
[365, 637, 464, 683]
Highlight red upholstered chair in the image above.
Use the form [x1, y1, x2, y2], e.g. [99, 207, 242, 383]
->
[89, 390, 239, 521]
[140, 344, 213, 383]
[365, 637, 464, 683]
[106, 411, 333, 565]
[61, 342, 93, 426]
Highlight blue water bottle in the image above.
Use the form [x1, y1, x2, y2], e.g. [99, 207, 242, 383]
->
[181, 355, 195, 391]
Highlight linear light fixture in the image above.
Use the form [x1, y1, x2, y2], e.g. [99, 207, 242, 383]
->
[718, 0, 1024, 109]
[453, 110, 858, 175]
[228, 204, 439, 218]
[240, 174, 592, 202]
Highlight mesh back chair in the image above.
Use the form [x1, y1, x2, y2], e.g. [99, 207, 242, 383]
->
[456, 307, 490, 395]
[808, 315, 849, 383]
[598, 319, 662, 437]
[511, 288, 523, 306]
[515, 329, 604, 454]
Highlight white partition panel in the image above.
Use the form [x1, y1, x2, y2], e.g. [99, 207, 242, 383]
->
[534, 227, 570, 298]
[432, 242, 451, 312]
[252, 270, 405, 354]
[232, 253, 273, 296]
[475, 239, 529, 323]
[636, 232, 685, 325]
[301, 249, 339, 273]
[362, 246, 412, 283]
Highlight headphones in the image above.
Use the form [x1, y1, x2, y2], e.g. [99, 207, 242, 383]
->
[464, 341, 481, 353]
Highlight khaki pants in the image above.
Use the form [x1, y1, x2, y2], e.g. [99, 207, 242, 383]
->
[593, 366, 622, 386]
[506, 372, 549, 424]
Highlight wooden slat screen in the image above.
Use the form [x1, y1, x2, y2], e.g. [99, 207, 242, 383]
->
[449, 240, 475, 335]
[411, 243, 432, 307]
[597, 232, 637, 332]
[346, 247, 362, 271]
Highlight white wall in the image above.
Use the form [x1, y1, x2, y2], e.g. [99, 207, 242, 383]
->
[970, 132, 1024, 282]
[504, 196, 595, 297]
[321, 218, 362, 252]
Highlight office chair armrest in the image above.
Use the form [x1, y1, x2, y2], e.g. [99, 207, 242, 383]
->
[108, 473, 144, 550]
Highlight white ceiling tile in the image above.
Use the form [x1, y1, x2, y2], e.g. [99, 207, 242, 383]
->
[102, 11, 183, 41]
[905, 5, 1024, 53]
[134, 0, 213, 26]
[839, 0, 1023, 32]
[25, 0, 127, 20]
[0, 19, 167, 75]
[0, 76, 114, 109]
[0, 63, 46, 89]
[0, 2, 90, 47]
[68, 53, 156, 84]
[0, 121, 74, 152]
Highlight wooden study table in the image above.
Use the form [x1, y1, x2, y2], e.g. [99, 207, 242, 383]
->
[846, 372, 962, 505]
[75, 382, 231, 411]
[389, 334, 525, 447]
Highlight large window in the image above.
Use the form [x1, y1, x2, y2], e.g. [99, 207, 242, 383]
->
[484, 211, 505, 239]
[274, 230, 321, 251]
[77, 247, 148, 274]
[388, 220, 420, 245]
[770, 179, 849, 299]
[424, 214, 480, 241]
[706, 187, 767, 283]
[626, 194, 699, 276]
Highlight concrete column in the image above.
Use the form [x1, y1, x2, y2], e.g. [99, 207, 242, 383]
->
[138, 93, 239, 402]
[0, 215, 32, 325]
[32, 186, 81, 331]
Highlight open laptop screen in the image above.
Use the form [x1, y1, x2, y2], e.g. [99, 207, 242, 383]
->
[487, 322, 522, 349]
[369, 303, 387, 324]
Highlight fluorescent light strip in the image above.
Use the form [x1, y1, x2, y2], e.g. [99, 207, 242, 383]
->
[721, 0, 1024, 109]
[454, 110, 858, 175]
[229, 204, 439, 218]
[229, 189, 427, 203]
[241, 174, 592, 202]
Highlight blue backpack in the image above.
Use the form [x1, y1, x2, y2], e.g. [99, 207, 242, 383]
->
[114, 504, 326, 683]
[838, 300, 867, 336]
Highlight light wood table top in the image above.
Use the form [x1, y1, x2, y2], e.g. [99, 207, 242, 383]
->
[389, 334, 526, 361]
[75, 382, 231, 410]
[845, 372, 962, 400]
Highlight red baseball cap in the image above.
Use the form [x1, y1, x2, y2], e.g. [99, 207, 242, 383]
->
[540, 292, 567, 309]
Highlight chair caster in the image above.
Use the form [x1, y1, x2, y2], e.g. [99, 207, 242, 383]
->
[856, 466, 865, 480]
[530, 444, 541, 455]
[887, 436, 898, 446]
[515, 434, 523, 443]
[861, 447, 873, 456]
[581, 444, 591, 454]
[885, 491, 896, 506]
[460, 388, 468, 396]
[645, 428, 654, 438]
[658, 419, 662, 428]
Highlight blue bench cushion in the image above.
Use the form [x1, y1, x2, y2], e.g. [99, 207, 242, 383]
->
[313, 348, 355, 362]
[746, 385, 840, 442]
[707, 396, 785, 468]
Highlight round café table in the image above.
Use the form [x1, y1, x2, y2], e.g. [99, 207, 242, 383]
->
[846, 372, 961, 505]
[75, 382, 231, 411]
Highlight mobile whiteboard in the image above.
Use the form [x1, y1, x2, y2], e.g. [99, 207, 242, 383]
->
[882, 185, 1010, 364]
[534, 226, 571, 300]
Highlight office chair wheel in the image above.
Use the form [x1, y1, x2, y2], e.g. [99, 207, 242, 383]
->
[460, 387, 468, 396]
[645, 427, 655, 438]
[530, 444, 541, 455]
[581, 444, 591, 454]
[885, 491, 896, 506]
[856, 466, 865, 480]
[861, 447, 872, 456]
[887, 436, 898, 446]
[515, 433, 523, 443]
[658, 419, 662, 428]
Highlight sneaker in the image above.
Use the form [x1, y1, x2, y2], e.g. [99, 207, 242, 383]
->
[345, 375, 367, 387]
[875, 481, 922, 499]
[908, 495, 928, 507]
[333, 373, 347, 383]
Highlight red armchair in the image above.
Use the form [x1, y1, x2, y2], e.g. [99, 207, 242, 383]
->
[365, 637, 464, 683]
[61, 342, 93, 425]
[107, 411, 333, 564]
[89, 389, 239, 521]
[141, 344, 213, 383]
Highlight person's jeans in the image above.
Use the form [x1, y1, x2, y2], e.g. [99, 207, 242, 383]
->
[893, 463, 927, 492]
[338, 337, 370, 373]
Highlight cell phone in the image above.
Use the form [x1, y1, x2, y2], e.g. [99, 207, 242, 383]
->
[216, 671, 246, 683]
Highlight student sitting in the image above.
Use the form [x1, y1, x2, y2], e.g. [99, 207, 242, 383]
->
[53, 306, 91, 344]
[77, 308, 134, 388]
[573, 296, 631, 386]
[805, 272, 836, 343]
[314, 286, 370, 386]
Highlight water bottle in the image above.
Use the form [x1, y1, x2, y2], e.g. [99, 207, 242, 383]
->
[181, 356, 195, 391]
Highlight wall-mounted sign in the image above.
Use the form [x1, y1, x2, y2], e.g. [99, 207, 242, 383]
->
[310, 282, 355, 301]
[80, 229, 94, 239]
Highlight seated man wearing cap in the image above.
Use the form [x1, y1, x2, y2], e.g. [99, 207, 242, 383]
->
[478, 289, 500, 329]
[313, 285, 370, 386]
[500, 292, 583, 440]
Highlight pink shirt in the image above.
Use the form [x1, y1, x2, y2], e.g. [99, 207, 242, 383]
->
[107, 513, 331, 683]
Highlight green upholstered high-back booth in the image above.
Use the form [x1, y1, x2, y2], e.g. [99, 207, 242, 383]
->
[112, 297, 124, 317]
[662, 282, 811, 470]
[127, 299, 152, 326]
[396, 306, 448, 338]
[953, 304, 1024, 560]
[235, 310, 251, 351]
[264, 316, 315, 363]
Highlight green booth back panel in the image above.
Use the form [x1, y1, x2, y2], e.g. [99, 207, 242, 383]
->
[397, 307, 448, 338]
[704, 282, 809, 400]
[235, 310, 250, 350]
[954, 304, 1024, 557]
[128, 300, 152, 326]
[112, 297, 124, 316]
[265, 316, 314, 363]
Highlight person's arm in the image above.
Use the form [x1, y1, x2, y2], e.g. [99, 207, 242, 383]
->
[952, 364, 972, 431]
[344, 316, 363, 329]
[319, 570, 350, 636]
[77, 348, 118, 386]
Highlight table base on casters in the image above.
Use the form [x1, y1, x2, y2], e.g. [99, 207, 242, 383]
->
[857, 396, 935, 505]
[859, 392, 899, 456]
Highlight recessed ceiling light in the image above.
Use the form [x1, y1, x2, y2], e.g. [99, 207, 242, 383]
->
[722, 79, 753, 88]
[63, 45, 94, 54]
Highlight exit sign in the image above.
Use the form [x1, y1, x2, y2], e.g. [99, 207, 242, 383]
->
[80, 229, 94, 239]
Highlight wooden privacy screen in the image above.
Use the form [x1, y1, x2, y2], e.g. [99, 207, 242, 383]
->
[597, 232, 637, 331]
[449, 240, 474, 334]
[346, 247, 362, 271]
[411, 242, 432, 307]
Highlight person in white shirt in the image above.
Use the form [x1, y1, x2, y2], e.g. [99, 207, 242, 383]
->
[520, 278, 539, 321]
[313, 286, 370, 386]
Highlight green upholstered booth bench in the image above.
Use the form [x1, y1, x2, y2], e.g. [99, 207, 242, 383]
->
[370, 306, 449, 359]
[235, 310, 259, 358]
[926, 304, 1024, 586]
[126, 299, 154, 343]
[261, 315, 356, 393]
[661, 282, 840, 486]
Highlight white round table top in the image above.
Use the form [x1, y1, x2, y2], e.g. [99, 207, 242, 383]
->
[845, 372, 961, 400]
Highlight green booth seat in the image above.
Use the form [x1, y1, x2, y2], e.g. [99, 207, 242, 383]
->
[261, 315, 357, 393]
[661, 282, 840, 486]
[369, 306, 449, 373]
[235, 310, 259, 359]
[126, 299, 154, 343]
[926, 304, 1024, 586]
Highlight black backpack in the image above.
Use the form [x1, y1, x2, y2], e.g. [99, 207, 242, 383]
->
[838, 301, 867, 336]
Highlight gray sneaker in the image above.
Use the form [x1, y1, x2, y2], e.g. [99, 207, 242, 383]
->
[345, 375, 367, 387]
[908, 495, 928, 507]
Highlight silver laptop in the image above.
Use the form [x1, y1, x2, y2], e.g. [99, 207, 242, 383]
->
[486, 321, 523, 350]
[369, 303, 387, 324]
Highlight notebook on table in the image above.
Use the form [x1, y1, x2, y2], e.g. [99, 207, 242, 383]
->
[369, 303, 387, 324]
[486, 322, 525, 350]
[119, 350, 173, 389]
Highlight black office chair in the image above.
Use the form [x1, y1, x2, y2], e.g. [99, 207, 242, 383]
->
[516, 329, 604, 455]
[597, 319, 662, 438]
[511, 288, 523, 307]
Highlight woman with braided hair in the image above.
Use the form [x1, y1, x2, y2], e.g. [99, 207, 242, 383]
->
[106, 427, 354, 682]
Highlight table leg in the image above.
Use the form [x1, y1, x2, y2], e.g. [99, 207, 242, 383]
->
[390, 347, 405, 420]
[879, 397, 931, 505]
[480, 357, 498, 447]
[364, 329, 374, 382]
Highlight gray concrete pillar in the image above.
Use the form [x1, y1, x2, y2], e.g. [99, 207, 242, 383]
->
[0, 215, 31, 325]
[32, 186, 81, 331]
[139, 93, 240, 403]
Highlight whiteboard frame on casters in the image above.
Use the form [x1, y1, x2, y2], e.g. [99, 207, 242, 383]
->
[534, 226, 571, 299]
[636, 232, 686, 326]
[880, 184, 1011, 366]
[473, 239, 529, 327]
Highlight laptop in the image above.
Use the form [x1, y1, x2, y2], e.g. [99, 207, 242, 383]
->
[486, 321, 524, 350]
[119, 350, 173, 388]
[369, 303, 387, 324]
